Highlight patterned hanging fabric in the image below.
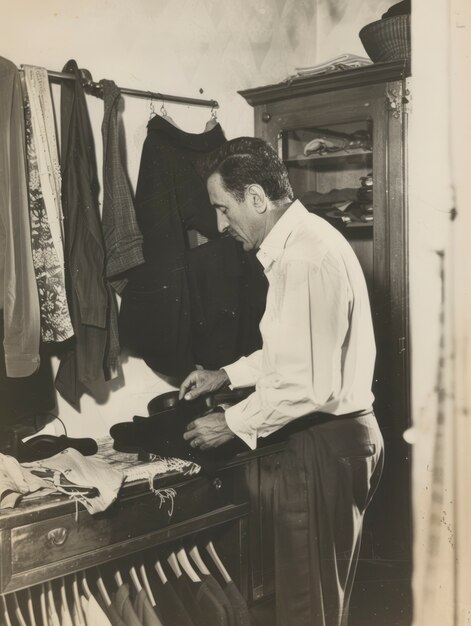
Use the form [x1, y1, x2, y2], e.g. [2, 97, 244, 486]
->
[21, 66, 73, 343]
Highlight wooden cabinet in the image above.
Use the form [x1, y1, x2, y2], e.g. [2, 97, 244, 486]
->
[240, 60, 412, 617]
[0, 463, 249, 594]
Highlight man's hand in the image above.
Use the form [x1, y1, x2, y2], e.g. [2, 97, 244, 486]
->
[179, 369, 229, 401]
[183, 412, 234, 450]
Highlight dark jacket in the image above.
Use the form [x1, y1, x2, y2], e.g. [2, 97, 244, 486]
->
[56, 60, 119, 407]
[119, 115, 266, 379]
[100, 79, 144, 292]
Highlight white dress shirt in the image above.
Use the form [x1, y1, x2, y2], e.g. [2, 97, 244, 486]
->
[223, 200, 376, 449]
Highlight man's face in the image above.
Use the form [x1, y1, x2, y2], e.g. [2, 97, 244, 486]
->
[207, 172, 265, 251]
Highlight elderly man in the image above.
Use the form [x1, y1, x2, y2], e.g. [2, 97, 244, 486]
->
[180, 137, 384, 626]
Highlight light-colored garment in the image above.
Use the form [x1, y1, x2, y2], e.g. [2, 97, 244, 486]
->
[61, 603, 75, 626]
[0, 56, 40, 377]
[47, 583, 61, 626]
[223, 200, 376, 449]
[21, 67, 74, 343]
[12, 592, 28, 626]
[24, 448, 124, 514]
[26, 589, 38, 626]
[72, 583, 87, 626]
[22, 66, 65, 267]
[40, 586, 49, 626]
[60, 580, 74, 626]
[0, 453, 50, 509]
[81, 594, 112, 626]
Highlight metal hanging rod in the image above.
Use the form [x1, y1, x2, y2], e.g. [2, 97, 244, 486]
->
[41, 68, 219, 109]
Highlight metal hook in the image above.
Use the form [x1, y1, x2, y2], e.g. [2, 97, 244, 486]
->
[160, 99, 168, 117]
[210, 105, 217, 120]
[148, 92, 156, 120]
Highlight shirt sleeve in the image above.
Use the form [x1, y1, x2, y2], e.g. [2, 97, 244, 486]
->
[225, 254, 351, 449]
[222, 350, 263, 389]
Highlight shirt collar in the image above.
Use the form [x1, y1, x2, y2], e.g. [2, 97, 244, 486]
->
[256, 200, 307, 270]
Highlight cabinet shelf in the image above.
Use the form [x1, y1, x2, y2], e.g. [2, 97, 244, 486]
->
[284, 148, 372, 164]
[344, 220, 373, 229]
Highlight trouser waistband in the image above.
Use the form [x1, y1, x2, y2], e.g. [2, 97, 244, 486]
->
[313, 407, 373, 421]
[263, 407, 374, 443]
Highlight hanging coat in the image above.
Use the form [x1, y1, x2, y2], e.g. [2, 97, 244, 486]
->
[119, 116, 266, 378]
[0, 56, 41, 378]
[119, 115, 266, 379]
[119, 115, 225, 377]
[100, 79, 144, 293]
[56, 59, 119, 407]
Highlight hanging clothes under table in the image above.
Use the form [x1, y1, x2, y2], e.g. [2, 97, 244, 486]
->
[0, 435, 289, 626]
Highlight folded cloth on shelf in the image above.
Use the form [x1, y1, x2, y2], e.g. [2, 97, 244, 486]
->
[0, 453, 51, 508]
[304, 135, 349, 156]
[303, 129, 371, 156]
[289, 53, 372, 79]
[23, 447, 124, 514]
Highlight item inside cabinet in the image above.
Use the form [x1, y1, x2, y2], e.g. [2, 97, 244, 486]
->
[1, 522, 249, 626]
[281, 121, 374, 234]
[282, 123, 372, 162]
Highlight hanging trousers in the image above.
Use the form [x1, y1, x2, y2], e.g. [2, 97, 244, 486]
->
[273, 412, 384, 626]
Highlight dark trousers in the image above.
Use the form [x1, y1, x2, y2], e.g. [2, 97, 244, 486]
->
[273, 413, 384, 626]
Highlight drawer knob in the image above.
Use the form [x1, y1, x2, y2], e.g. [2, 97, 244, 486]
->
[261, 112, 271, 123]
[212, 477, 222, 491]
[46, 527, 68, 547]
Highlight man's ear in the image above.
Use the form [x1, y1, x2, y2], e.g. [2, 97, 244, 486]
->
[246, 184, 267, 214]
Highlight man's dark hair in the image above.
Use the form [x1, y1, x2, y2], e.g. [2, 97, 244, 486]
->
[206, 137, 294, 203]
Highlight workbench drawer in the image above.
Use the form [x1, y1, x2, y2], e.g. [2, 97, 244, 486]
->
[10, 473, 236, 577]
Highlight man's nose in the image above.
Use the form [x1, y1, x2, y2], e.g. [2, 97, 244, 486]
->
[217, 212, 229, 234]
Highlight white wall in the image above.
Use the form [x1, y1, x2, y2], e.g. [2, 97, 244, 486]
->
[315, 0, 391, 59]
[408, 1, 471, 624]
[1, 0, 391, 437]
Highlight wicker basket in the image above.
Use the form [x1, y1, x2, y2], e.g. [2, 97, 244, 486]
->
[359, 14, 410, 62]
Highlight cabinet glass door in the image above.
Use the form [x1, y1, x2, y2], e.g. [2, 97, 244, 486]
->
[280, 119, 374, 286]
